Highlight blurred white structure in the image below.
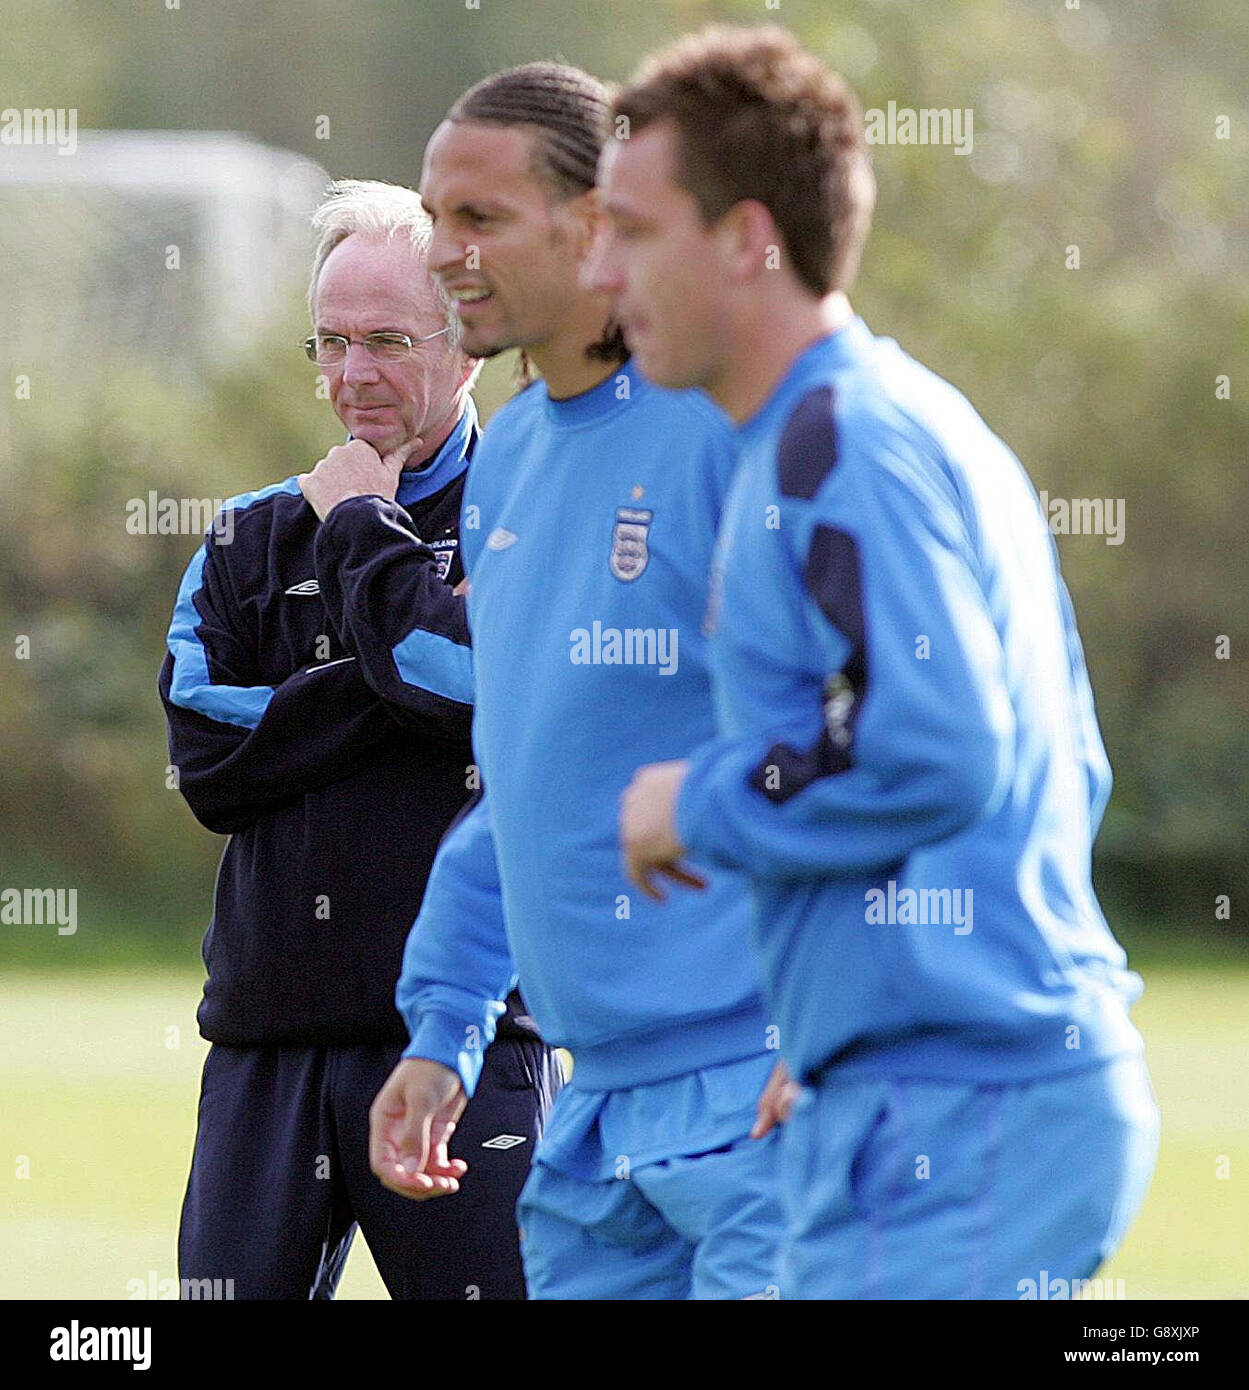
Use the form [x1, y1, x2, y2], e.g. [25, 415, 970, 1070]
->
[0, 131, 329, 371]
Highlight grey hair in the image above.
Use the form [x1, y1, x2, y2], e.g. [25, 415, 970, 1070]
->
[307, 178, 464, 352]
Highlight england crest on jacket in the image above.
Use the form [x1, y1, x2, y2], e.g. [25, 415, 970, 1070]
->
[429, 535, 458, 582]
[609, 507, 652, 582]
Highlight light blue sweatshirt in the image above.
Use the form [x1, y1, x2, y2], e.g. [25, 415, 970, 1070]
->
[396, 361, 773, 1113]
[678, 319, 1145, 1085]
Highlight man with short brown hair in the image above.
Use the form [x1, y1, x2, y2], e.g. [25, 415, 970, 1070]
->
[603, 24, 1157, 1300]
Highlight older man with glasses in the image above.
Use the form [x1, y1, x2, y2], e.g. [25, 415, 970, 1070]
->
[159, 179, 562, 1301]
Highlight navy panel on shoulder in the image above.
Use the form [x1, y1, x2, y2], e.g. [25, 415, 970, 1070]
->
[777, 386, 838, 500]
[746, 523, 870, 805]
[804, 524, 864, 651]
[805, 521, 868, 729]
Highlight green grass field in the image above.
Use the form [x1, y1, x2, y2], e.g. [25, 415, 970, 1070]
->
[2, 964, 1246, 1300]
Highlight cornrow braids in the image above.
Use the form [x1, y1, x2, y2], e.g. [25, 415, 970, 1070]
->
[450, 61, 610, 201]
[449, 62, 627, 374]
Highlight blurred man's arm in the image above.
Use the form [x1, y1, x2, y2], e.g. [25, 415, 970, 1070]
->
[371, 791, 517, 1198]
[1056, 573, 1113, 835]
[394, 791, 517, 1090]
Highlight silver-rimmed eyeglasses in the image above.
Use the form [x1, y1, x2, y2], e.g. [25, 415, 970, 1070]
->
[302, 328, 451, 365]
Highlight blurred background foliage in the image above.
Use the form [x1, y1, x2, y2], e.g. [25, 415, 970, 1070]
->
[0, 0, 1245, 963]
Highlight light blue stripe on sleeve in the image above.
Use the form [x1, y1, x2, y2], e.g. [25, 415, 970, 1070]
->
[167, 544, 274, 729]
[164, 478, 302, 730]
[391, 626, 474, 705]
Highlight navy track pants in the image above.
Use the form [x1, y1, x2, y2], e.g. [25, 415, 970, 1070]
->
[178, 1036, 563, 1299]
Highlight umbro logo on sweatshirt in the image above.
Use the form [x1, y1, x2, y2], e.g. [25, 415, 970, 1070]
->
[284, 579, 320, 596]
[486, 528, 518, 551]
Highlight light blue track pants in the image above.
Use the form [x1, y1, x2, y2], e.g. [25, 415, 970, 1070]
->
[778, 1052, 1160, 1299]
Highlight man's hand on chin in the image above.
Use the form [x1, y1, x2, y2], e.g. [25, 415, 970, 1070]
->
[299, 435, 425, 521]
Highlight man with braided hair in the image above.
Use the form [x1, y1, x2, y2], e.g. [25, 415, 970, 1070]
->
[368, 63, 787, 1300]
